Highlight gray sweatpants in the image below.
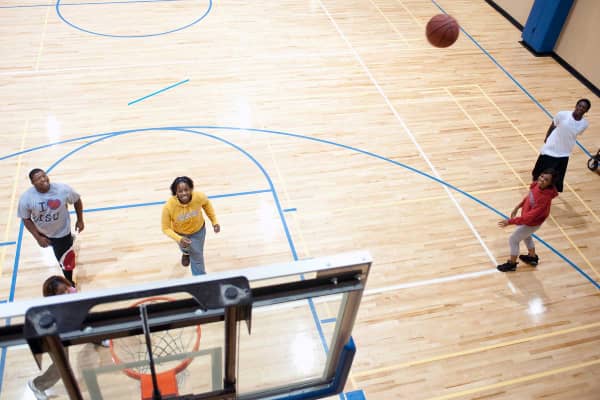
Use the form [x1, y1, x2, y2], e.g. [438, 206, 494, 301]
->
[508, 224, 540, 256]
[178, 225, 207, 276]
[33, 349, 69, 391]
[33, 363, 60, 391]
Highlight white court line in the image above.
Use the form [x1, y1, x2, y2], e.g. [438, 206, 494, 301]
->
[317, 0, 498, 266]
[365, 268, 498, 296]
[1, 267, 501, 328]
[258, 267, 500, 311]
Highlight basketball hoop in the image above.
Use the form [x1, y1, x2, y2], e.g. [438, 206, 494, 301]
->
[109, 296, 202, 400]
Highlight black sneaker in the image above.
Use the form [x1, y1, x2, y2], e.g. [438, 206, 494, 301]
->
[497, 261, 517, 272]
[181, 254, 190, 267]
[519, 254, 539, 266]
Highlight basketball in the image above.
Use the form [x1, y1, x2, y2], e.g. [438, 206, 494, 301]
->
[426, 14, 459, 48]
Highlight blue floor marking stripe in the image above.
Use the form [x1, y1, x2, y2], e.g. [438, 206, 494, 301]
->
[175, 130, 328, 362]
[77, 201, 165, 213]
[210, 189, 272, 199]
[283, 208, 297, 212]
[320, 317, 337, 324]
[9, 222, 24, 303]
[68, 189, 271, 214]
[47, 132, 127, 172]
[0, 132, 114, 162]
[345, 389, 366, 400]
[128, 79, 189, 106]
[0, 348, 6, 394]
[2, 125, 596, 289]
[0, 242, 16, 247]
[2, 125, 598, 396]
[430, 0, 593, 158]
[308, 297, 330, 353]
[0, 222, 24, 393]
[177, 128, 299, 261]
[0, 0, 181, 9]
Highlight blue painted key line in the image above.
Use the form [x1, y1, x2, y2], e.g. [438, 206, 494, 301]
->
[345, 389, 366, 400]
[0, 242, 16, 247]
[67, 189, 271, 214]
[128, 79, 189, 106]
[320, 317, 337, 324]
[283, 207, 297, 212]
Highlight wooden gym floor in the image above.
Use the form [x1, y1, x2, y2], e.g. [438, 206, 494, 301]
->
[1, 0, 599, 398]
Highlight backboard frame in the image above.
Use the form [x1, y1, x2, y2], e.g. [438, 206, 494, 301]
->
[0, 251, 371, 400]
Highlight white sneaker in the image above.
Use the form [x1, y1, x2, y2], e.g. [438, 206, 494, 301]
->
[27, 379, 48, 400]
[93, 339, 110, 348]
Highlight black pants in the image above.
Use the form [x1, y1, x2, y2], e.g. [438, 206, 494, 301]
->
[532, 154, 569, 192]
[46, 233, 74, 284]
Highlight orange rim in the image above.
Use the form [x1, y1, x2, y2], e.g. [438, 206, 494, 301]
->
[108, 296, 202, 380]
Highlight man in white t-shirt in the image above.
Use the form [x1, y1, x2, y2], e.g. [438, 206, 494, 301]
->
[18, 168, 84, 285]
[531, 98, 591, 192]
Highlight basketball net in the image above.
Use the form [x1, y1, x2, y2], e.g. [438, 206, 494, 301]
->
[109, 297, 202, 400]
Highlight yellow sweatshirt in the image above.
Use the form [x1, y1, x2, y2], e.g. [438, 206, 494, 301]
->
[161, 191, 218, 242]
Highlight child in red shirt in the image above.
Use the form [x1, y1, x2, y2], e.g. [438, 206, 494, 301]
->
[497, 169, 558, 272]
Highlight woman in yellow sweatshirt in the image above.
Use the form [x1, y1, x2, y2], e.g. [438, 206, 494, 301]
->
[161, 176, 220, 275]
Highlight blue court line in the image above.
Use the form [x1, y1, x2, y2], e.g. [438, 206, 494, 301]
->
[345, 390, 366, 400]
[177, 128, 300, 261]
[308, 297, 330, 353]
[1, 125, 597, 289]
[210, 189, 272, 200]
[283, 208, 297, 212]
[8, 222, 24, 304]
[0, 242, 16, 247]
[2, 126, 598, 396]
[36, 127, 300, 260]
[0, 301, 6, 304]
[0, 0, 181, 9]
[0, 129, 293, 394]
[431, 0, 593, 158]
[320, 317, 337, 324]
[163, 130, 326, 359]
[56, 0, 211, 38]
[0, 222, 24, 393]
[128, 79, 189, 106]
[0, 348, 6, 394]
[0, 132, 114, 162]
[67, 189, 271, 214]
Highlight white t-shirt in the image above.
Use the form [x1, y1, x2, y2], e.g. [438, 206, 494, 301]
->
[540, 111, 588, 157]
[18, 183, 80, 238]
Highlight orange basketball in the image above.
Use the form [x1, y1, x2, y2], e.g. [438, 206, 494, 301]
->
[426, 14, 459, 48]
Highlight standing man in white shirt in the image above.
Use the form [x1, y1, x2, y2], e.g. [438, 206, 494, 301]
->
[531, 98, 591, 192]
[18, 168, 84, 285]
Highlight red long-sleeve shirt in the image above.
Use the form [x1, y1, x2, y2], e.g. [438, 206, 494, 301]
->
[508, 182, 558, 226]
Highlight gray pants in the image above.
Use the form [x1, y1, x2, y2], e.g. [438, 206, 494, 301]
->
[178, 225, 207, 275]
[33, 349, 69, 391]
[508, 224, 540, 256]
[33, 363, 60, 391]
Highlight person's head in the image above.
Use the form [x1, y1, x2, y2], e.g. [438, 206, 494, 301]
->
[170, 176, 194, 204]
[42, 275, 75, 297]
[537, 168, 556, 190]
[29, 168, 50, 193]
[573, 98, 591, 120]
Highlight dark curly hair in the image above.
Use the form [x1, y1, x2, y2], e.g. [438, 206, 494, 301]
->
[170, 176, 194, 196]
[42, 275, 73, 297]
